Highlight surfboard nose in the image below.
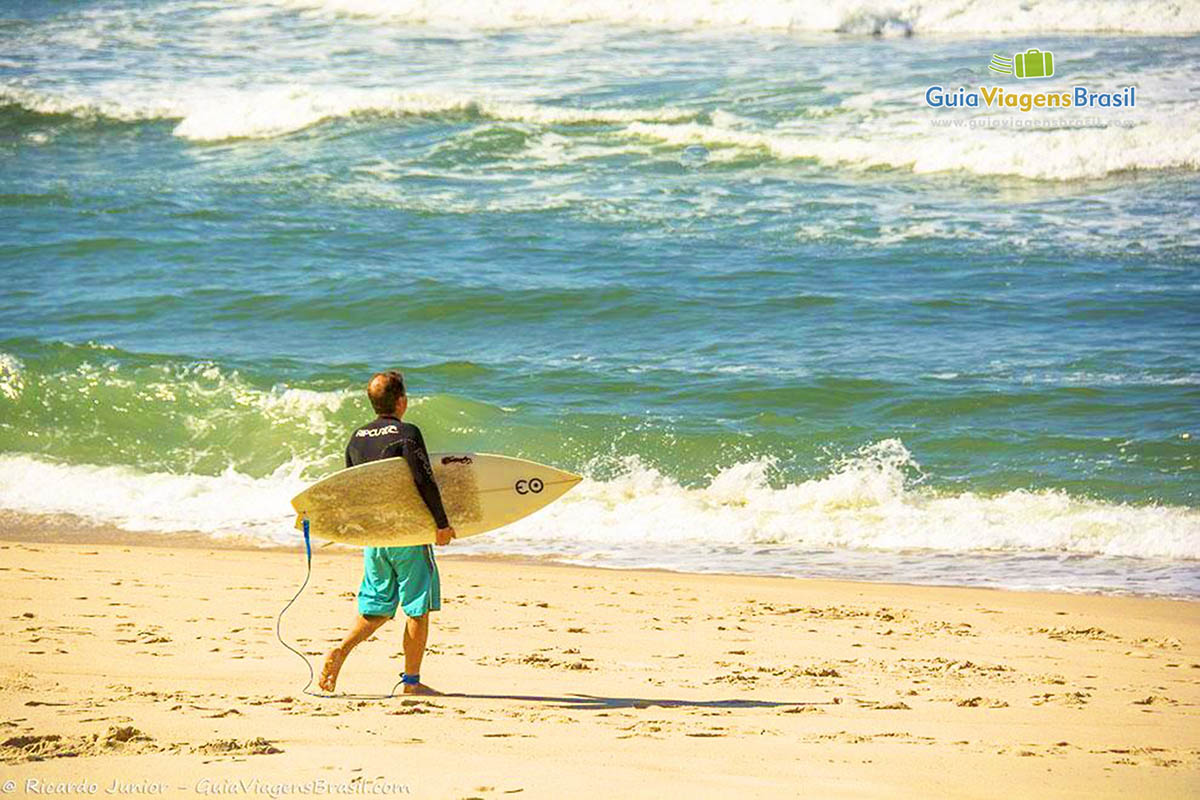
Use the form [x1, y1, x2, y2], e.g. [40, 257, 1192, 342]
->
[518, 465, 581, 497]
[473, 455, 581, 501]
[532, 463, 583, 487]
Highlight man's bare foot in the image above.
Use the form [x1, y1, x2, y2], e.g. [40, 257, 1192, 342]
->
[319, 648, 345, 693]
[402, 682, 442, 696]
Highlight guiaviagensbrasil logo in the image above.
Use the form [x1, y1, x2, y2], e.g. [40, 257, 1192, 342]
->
[924, 48, 1137, 113]
[989, 49, 1054, 79]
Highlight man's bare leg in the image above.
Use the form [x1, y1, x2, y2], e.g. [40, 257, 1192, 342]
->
[402, 612, 440, 695]
[319, 613, 389, 692]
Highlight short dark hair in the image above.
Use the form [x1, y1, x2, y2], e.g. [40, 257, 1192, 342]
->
[367, 371, 406, 415]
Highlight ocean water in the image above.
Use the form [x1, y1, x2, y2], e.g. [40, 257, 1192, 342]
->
[1, 0, 1198, 596]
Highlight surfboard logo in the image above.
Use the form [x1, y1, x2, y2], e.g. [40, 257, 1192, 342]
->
[441, 455, 473, 465]
[515, 477, 544, 495]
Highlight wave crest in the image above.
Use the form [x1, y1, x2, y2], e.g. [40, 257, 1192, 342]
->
[497, 439, 1200, 560]
[624, 115, 1200, 180]
[256, 0, 1200, 35]
[0, 84, 695, 141]
[1, 440, 1195, 561]
[8, 79, 1196, 179]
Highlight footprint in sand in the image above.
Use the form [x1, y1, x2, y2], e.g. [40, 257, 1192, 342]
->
[955, 697, 1009, 708]
[192, 737, 282, 760]
[1031, 691, 1090, 707]
[854, 699, 911, 710]
[1035, 626, 1117, 642]
[203, 709, 242, 718]
[1, 726, 157, 763]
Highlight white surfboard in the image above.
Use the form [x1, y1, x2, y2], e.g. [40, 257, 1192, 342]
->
[290, 453, 581, 547]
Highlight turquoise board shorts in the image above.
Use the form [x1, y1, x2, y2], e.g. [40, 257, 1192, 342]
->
[358, 545, 441, 619]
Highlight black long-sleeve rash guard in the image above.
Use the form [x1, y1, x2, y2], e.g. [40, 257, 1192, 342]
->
[344, 415, 450, 530]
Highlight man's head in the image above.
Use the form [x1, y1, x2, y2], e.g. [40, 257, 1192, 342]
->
[367, 370, 407, 417]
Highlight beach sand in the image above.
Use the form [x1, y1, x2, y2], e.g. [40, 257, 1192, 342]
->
[0, 537, 1197, 798]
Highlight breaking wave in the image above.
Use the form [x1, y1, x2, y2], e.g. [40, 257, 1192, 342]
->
[0, 84, 695, 142]
[254, 0, 1200, 35]
[1, 440, 1196, 562]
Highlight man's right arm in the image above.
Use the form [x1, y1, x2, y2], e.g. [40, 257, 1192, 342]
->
[402, 426, 452, 533]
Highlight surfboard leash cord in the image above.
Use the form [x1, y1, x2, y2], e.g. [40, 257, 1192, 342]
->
[274, 518, 420, 700]
[274, 517, 332, 698]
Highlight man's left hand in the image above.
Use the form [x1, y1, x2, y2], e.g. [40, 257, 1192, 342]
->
[436, 526, 456, 546]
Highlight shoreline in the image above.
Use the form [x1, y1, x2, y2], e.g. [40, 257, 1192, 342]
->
[1, 510, 1195, 602]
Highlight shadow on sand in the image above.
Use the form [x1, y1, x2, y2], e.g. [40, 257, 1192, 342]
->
[316, 691, 839, 711]
[434, 692, 836, 711]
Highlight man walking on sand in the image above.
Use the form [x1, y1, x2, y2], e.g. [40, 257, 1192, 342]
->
[319, 371, 455, 695]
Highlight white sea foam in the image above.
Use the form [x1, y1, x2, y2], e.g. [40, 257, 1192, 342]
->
[229, 384, 356, 436]
[38, 83, 1173, 180]
[624, 113, 1200, 180]
[172, 88, 696, 141]
[0, 84, 695, 141]
[4, 68, 1195, 179]
[489, 441, 1200, 561]
[0, 455, 308, 541]
[1, 441, 1196, 564]
[248, 0, 1200, 34]
[0, 354, 25, 402]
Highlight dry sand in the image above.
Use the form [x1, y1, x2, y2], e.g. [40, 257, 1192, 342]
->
[0, 537, 1197, 798]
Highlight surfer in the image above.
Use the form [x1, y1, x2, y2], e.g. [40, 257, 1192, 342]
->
[319, 371, 456, 695]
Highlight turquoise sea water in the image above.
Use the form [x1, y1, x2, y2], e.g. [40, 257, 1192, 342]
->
[1, 0, 1198, 595]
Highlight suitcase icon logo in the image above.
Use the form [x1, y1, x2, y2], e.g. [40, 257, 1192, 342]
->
[988, 49, 1055, 79]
